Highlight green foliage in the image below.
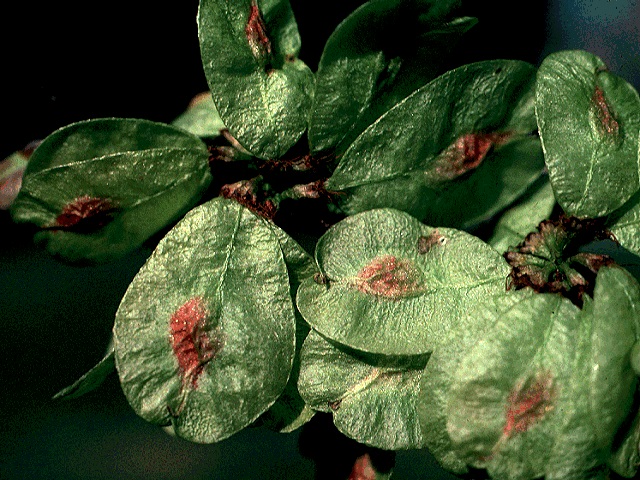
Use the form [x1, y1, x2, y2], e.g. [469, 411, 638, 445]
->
[171, 93, 226, 138]
[12, 0, 640, 478]
[325, 60, 544, 228]
[418, 290, 536, 474]
[607, 186, 640, 256]
[296, 208, 509, 355]
[113, 197, 297, 443]
[308, 0, 476, 154]
[488, 179, 556, 253]
[198, 0, 314, 159]
[421, 267, 639, 480]
[432, 267, 639, 480]
[11, 118, 212, 262]
[298, 330, 428, 450]
[610, 406, 640, 477]
[536, 50, 640, 218]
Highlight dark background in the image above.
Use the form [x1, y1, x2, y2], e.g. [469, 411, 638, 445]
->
[1, 1, 638, 479]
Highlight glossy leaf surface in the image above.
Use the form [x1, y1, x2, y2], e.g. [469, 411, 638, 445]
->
[582, 268, 640, 446]
[609, 407, 640, 478]
[265, 222, 318, 291]
[441, 267, 638, 479]
[171, 92, 226, 138]
[308, 0, 475, 154]
[10, 118, 212, 262]
[489, 178, 556, 253]
[113, 198, 296, 443]
[608, 169, 640, 257]
[198, 0, 314, 159]
[448, 294, 580, 478]
[296, 209, 509, 355]
[418, 291, 534, 474]
[326, 60, 544, 228]
[536, 50, 640, 217]
[257, 223, 317, 432]
[298, 330, 426, 450]
[543, 268, 638, 479]
[256, 314, 315, 433]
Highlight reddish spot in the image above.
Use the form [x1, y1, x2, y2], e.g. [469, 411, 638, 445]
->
[592, 85, 620, 141]
[219, 179, 277, 220]
[354, 255, 423, 300]
[0, 170, 24, 210]
[435, 132, 513, 181]
[21, 140, 42, 158]
[417, 229, 446, 254]
[52, 195, 117, 232]
[503, 371, 555, 438]
[349, 454, 376, 480]
[170, 297, 223, 388]
[245, 0, 272, 65]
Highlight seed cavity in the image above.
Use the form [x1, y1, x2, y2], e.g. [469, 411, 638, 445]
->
[353, 255, 424, 300]
[591, 84, 621, 143]
[504, 371, 556, 438]
[245, 0, 272, 69]
[484, 370, 557, 458]
[170, 297, 224, 388]
[418, 230, 446, 254]
[431, 132, 513, 181]
[51, 195, 117, 232]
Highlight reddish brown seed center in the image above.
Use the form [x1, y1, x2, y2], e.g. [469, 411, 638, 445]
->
[354, 255, 423, 299]
[592, 85, 620, 141]
[245, 0, 272, 63]
[348, 454, 376, 480]
[434, 132, 512, 181]
[54, 195, 116, 231]
[170, 297, 223, 388]
[503, 371, 555, 437]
